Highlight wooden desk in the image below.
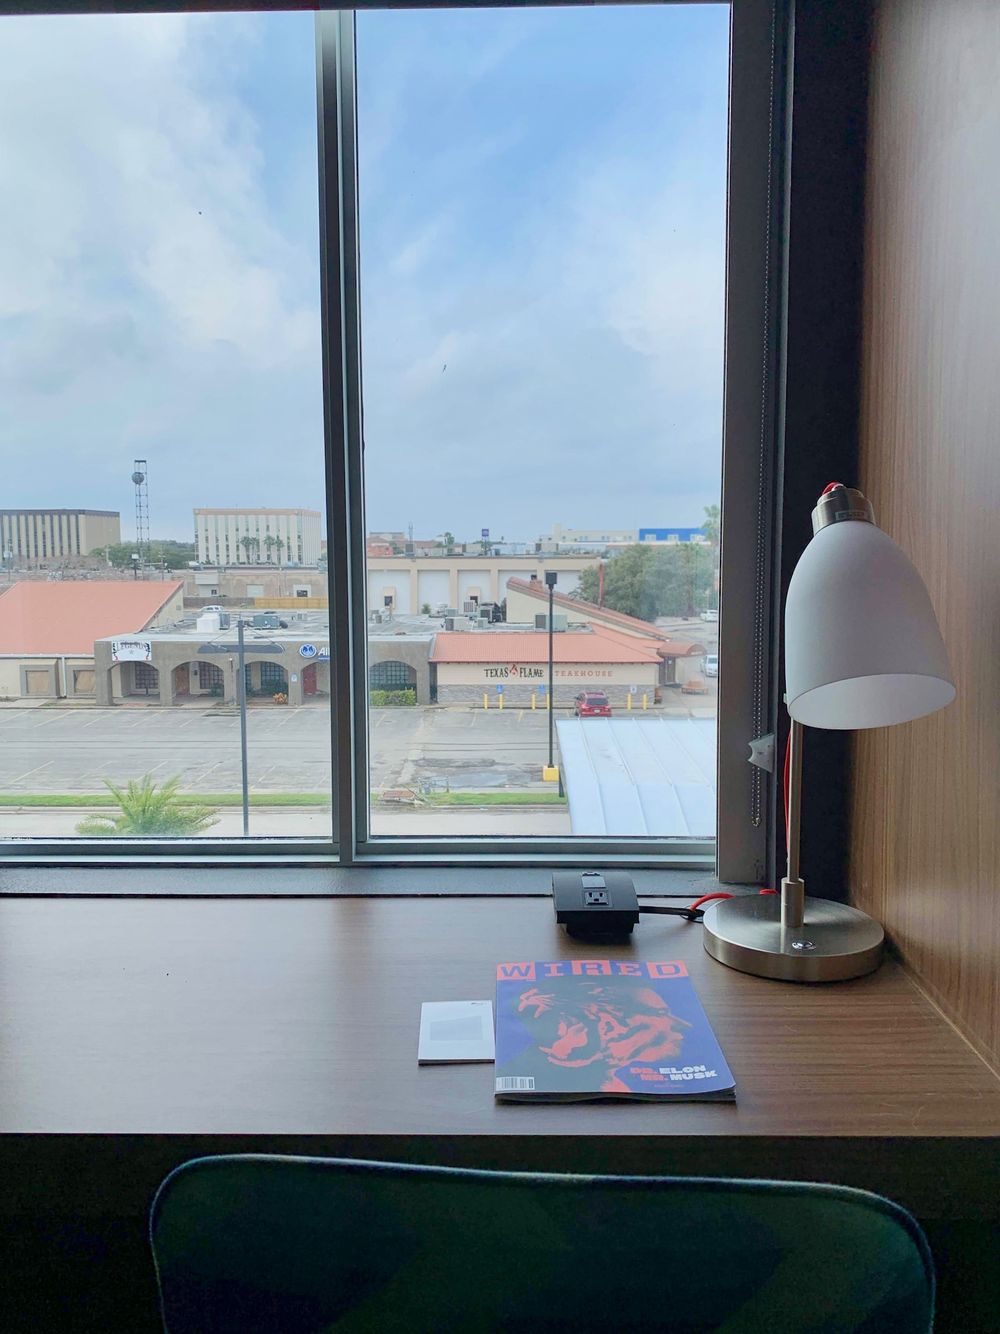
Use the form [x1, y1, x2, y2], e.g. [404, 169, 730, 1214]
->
[2, 895, 999, 1223]
[3, 894, 1000, 1331]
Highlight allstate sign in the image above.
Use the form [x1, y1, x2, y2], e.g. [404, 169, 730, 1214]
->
[299, 644, 318, 659]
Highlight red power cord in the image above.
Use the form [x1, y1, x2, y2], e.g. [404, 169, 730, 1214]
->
[687, 726, 791, 913]
[688, 482, 840, 916]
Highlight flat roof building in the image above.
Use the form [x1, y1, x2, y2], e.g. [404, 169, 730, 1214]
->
[194, 508, 322, 568]
[0, 509, 121, 567]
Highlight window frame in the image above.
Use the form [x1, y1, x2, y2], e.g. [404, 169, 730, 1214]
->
[1, 0, 789, 880]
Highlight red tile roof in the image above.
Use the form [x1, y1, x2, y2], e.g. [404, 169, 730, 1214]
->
[0, 581, 183, 656]
[430, 627, 663, 665]
[508, 577, 662, 635]
[505, 578, 705, 656]
[588, 622, 706, 658]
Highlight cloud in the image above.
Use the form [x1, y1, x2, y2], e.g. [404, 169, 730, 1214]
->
[0, 11, 324, 532]
[358, 16, 729, 537]
[1, 14, 314, 368]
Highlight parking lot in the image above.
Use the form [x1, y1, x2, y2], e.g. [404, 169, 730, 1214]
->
[0, 691, 715, 798]
[0, 685, 715, 839]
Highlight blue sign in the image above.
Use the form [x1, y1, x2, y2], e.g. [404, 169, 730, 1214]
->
[496, 683, 504, 693]
[537, 683, 546, 693]
[481, 528, 490, 539]
[299, 643, 318, 659]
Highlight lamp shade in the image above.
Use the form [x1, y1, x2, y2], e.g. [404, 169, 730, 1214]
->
[785, 519, 955, 729]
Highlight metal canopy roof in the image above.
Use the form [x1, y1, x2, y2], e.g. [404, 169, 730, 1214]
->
[556, 716, 716, 838]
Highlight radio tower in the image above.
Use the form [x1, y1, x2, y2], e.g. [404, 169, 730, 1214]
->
[131, 460, 149, 570]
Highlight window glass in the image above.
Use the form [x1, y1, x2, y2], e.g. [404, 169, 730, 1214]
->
[357, 4, 728, 841]
[0, 11, 328, 842]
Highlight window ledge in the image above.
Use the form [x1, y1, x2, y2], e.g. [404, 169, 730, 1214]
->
[0, 864, 739, 898]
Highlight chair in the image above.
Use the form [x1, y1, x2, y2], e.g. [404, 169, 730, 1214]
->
[150, 1156, 934, 1333]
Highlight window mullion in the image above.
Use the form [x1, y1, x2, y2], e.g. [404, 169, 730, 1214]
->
[316, 11, 367, 861]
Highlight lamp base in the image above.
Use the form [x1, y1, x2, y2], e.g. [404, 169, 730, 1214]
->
[702, 894, 884, 982]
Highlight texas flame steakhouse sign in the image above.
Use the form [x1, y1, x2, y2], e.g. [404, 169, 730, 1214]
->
[483, 663, 545, 680]
[478, 663, 614, 680]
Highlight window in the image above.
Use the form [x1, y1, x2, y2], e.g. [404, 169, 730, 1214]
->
[73, 668, 96, 694]
[3, 1, 783, 880]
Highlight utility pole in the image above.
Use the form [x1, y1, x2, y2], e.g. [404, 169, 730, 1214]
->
[237, 617, 250, 837]
[544, 571, 558, 781]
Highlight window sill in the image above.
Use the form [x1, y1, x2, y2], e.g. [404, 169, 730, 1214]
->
[0, 863, 732, 898]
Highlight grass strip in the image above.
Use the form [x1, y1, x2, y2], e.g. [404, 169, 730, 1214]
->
[0, 790, 566, 808]
[422, 791, 567, 806]
[0, 792, 330, 808]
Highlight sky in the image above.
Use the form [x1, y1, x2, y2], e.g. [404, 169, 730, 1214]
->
[0, 5, 729, 546]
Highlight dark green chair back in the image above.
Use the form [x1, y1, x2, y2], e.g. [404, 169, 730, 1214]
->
[151, 1156, 934, 1333]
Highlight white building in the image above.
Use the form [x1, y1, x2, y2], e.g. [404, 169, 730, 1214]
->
[194, 508, 322, 567]
[539, 523, 638, 550]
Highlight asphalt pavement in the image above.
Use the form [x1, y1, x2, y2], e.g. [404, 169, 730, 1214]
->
[0, 696, 715, 797]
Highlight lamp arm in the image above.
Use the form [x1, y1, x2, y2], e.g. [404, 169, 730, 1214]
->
[781, 718, 806, 929]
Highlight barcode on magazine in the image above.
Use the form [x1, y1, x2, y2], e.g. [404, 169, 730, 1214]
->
[496, 1076, 535, 1091]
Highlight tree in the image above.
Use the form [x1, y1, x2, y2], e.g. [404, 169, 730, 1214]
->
[701, 504, 721, 549]
[262, 534, 276, 562]
[92, 540, 196, 570]
[239, 534, 259, 564]
[577, 545, 657, 619]
[75, 775, 218, 837]
[273, 535, 285, 567]
[701, 504, 721, 610]
[576, 543, 717, 621]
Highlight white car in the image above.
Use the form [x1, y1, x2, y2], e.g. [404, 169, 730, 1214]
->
[201, 604, 224, 613]
[705, 653, 718, 678]
[700, 608, 719, 622]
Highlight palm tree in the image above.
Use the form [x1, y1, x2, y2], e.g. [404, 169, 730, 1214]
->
[273, 535, 285, 568]
[239, 534, 257, 565]
[262, 534, 276, 563]
[75, 775, 218, 837]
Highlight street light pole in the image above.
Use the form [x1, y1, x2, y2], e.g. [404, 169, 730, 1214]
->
[544, 570, 558, 778]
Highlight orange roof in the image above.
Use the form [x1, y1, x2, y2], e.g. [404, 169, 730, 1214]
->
[506, 579, 707, 655]
[430, 627, 662, 665]
[506, 576, 680, 641]
[0, 581, 182, 656]
[590, 622, 706, 658]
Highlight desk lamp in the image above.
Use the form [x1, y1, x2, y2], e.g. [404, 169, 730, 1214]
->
[703, 484, 955, 982]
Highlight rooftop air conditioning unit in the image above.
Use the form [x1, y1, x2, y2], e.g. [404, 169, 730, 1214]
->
[444, 617, 455, 631]
[534, 613, 568, 631]
[463, 601, 477, 614]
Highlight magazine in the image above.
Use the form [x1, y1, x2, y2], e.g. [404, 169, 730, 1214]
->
[494, 960, 735, 1102]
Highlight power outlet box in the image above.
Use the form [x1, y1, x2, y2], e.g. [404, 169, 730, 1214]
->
[552, 871, 640, 942]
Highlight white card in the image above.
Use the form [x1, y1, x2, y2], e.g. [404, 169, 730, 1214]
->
[418, 1000, 495, 1064]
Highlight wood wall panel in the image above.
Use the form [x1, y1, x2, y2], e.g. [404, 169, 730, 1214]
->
[852, 0, 1000, 1068]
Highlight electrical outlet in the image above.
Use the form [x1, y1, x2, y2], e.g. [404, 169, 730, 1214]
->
[552, 871, 640, 940]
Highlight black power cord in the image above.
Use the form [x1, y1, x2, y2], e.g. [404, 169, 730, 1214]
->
[638, 904, 705, 923]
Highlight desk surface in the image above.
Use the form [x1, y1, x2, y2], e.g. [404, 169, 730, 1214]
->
[2, 896, 999, 1219]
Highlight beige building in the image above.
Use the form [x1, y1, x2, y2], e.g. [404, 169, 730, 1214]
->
[0, 509, 120, 567]
[0, 579, 184, 701]
[194, 508, 322, 567]
[366, 554, 589, 615]
[503, 578, 708, 688]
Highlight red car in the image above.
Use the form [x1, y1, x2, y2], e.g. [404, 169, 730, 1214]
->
[574, 691, 612, 717]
